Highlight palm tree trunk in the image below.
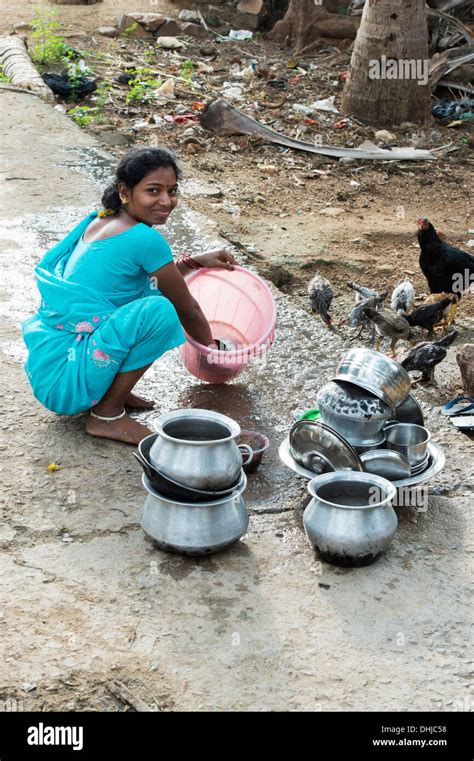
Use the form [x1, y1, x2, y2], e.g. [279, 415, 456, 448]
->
[340, 0, 431, 126]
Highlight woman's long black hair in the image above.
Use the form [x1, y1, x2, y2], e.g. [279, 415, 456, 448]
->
[101, 147, 182, 212]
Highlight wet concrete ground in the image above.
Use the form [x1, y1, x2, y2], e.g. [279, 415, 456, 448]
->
[0, 90, 472, 712]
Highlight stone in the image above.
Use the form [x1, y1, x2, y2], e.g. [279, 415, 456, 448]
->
[375, 129, 395, 142]
[181, 22, 207, 39]
[236, 0, 266, 30]
[456, 344, 474, 395]
[156, 19, 181, 37]
[136, 13, 166, 32]
[178, 9, 201, 23]
[97, 27, 120, 38]
[156, 36, 184, 50]
[97, 130, 129, 146]
[319, 207, 345, 217]
[118, 14, 154, 38]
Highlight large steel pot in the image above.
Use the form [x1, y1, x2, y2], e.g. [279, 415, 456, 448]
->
[317, 380, 392, 446]
[303, 471, 397, 567]
[140, 474, 248, 556]
[149, 409, 244, 491]
[333, 348, 411, 411]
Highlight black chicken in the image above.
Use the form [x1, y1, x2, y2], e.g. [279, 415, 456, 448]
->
[417, 218, 474, 323]
[401, 329, 459, 385]
[404, 296, 456, 338]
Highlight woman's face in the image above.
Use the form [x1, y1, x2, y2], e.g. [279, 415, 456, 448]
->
[120, 166, 178, 226]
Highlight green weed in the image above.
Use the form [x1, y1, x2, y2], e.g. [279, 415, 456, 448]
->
[30, 4, 69, 66]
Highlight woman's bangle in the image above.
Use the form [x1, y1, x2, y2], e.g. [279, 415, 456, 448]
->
[179, 254, 203, 270]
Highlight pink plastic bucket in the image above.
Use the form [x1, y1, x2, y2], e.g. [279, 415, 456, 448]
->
[181, 266, 277, 383]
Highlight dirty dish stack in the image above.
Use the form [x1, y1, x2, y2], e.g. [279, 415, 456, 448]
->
[136, 410, 249, 556]
[284, 349, 443, 567]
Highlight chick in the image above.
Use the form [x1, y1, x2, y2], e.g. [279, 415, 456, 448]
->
[404, 295, 456, 338]
[308, 273, 333, 327]
[423, 292, 459, 329]
[391, 278, 415, 315]
[363, 307, 410, 356]
[347, 291, 387, 342]
[347, 281, 381, 303]
[401, 329, 459, 385]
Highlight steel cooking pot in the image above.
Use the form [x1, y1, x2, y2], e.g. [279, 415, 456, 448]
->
[149, 409, 245, 491]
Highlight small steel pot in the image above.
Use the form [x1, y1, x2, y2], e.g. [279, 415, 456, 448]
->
[149, 409, 244, 491]
[333, 348, 411, 411]
[304, 472, 397, 567]
[317, 380, 393, 446]
[384, 423, 431, 467]
[140, 473, 248, 556]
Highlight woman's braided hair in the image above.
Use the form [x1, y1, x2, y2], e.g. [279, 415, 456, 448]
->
[101, 146, 182, 213]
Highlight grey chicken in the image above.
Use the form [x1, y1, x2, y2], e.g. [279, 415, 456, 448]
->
[401, 329, 459, 385]
[347, 291, 388, 346]
[391, 278, 415, 315]
[347, 281, 381, 303]
[308, 272, 333, 327]
[363, 307, 410, 356]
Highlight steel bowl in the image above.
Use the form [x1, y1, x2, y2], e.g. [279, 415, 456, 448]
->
[317, 380, 393, 446]
[304, 471, 397, 567]
[360, 449, 412, 481]
[140, 473, 248, 556]
[394, 393, 424, 426]
[333, 348, 411, 411]
[384, 423, 431, 467]
[236, 430, 270, 474]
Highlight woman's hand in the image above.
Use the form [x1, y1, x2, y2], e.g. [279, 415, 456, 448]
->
[195, 248, 237, 270]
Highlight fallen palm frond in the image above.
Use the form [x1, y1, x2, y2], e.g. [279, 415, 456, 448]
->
[201, 99, 435, 161]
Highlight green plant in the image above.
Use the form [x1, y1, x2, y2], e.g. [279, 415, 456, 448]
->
[93, 80, 112, 109]
[125, 68, 161, 103]
[0, 64, 10, 83]
[30, 4, 69, 66]
[123, 21, 139, 37]
[181, 59, 196, 82]
[67, 105, 98, 126]
[144, 47, 155, 64]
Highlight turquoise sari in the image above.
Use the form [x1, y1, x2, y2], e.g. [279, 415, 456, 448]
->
[22, 212, 185, 414]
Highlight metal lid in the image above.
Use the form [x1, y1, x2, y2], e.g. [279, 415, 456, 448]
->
[289, 419, 363, 475]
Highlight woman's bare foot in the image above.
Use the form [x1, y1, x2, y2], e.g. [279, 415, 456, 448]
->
[86, 412, 152, 445]
[125, 392, 155, 410]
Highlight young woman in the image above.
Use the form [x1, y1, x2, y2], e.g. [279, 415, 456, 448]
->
[22, 147, 236, 445]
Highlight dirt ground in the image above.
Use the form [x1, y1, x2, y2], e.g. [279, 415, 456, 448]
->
[0, 1, 473, 714]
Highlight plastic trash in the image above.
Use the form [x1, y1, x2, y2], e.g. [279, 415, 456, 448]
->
[157, 79, 175, 97]
[432, 98, 473, 119]
[222, 83, 244, 101]
[228, 30, 253, 40]
[311, 96, 339, 113]
[293, 104, 313, 116]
